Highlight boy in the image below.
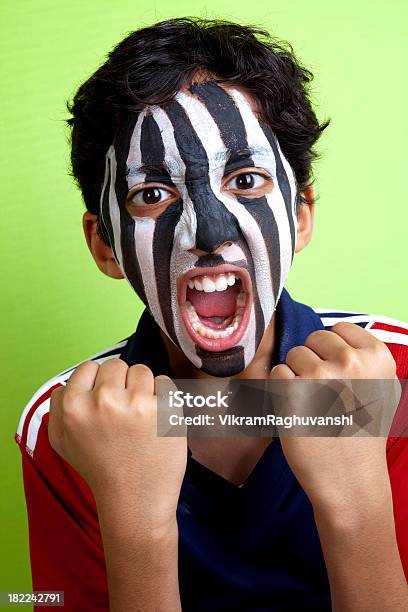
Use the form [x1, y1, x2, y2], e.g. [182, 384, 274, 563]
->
[16, 17, 408, 611]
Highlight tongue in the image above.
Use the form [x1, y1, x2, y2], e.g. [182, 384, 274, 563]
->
[187, 285, 239, 317]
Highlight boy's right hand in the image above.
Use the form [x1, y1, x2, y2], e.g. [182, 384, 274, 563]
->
[48, 359, 187, 531]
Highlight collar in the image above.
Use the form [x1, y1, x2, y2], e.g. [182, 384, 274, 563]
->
[119, 288, 325, 374]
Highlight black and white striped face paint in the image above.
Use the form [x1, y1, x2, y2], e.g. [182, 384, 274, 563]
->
[100, 81, 297, 376]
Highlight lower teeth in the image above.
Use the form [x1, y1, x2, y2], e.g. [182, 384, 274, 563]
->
[186, 292, 246, 339]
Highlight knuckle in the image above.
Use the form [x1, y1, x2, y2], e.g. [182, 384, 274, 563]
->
[331, 321, 352, 333]
[61, 401, 82, 428]
[155, 374, 170, 382]
[306, 330, 327, 345]
[307, 364, 325, 378]
[374, 338, 390, 357]
[62, 387, 77, 405]
[115, 358, 130, 369]
[271, 364, 288, 376]
[337, 346, 358, 370]
[78, 359, 98, 372]
[373, 341, 397, 372]
[93, 383, 116, 406]
[101, 357, 128, 371]
[50, 386, 64, 406]
[134, 393, 156, 414]
[286, 346, 301, 360]
[131, 363, 153, 376]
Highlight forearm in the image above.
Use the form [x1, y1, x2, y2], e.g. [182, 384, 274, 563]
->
[95, 493, 181, 612]
[314, 493, 408, 611]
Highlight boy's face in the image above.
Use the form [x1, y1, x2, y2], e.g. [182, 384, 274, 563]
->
[101, 81, 298, 376]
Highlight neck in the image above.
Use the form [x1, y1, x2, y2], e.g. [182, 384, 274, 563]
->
[160, 314, 277, 381]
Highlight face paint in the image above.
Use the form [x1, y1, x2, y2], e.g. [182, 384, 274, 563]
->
[100, 81, 298, 377]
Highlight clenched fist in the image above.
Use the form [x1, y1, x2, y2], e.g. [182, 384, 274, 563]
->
[270, 321, 399, 512]
[48, 359, 187, 529]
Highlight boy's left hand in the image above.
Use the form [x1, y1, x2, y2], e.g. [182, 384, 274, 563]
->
[269, 321, 398, 514]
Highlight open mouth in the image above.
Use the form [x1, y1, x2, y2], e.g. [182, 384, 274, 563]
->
[178, 264, 252, 352]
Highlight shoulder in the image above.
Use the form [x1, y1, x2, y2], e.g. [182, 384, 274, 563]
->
[15, 337, 129, 461]
[314, 307, 408, 378]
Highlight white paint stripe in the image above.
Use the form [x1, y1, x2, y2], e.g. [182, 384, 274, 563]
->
[106, 146, 125, 273]
[133, 217, 167, 332]
[99, 154, 113, 254]
[151, 106, 197, 251]
[169, 248, 202, 368]
[276, 137, 297, 214]
[243, 305, 256, 366]
[127, 109, 148, 185]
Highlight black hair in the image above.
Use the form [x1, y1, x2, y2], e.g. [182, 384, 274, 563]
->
[67, 17, 329, 244]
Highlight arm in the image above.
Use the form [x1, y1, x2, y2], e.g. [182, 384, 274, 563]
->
[48, 360, 186, 612]
[20, 414, 181, 612]
[95, 490, 179, 612]
[314, 481, 407, 611]
[272, 322, 408, 611]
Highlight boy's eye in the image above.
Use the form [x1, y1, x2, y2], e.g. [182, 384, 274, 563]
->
[131, 186, 173, 206]
[226, 172, 267, 191]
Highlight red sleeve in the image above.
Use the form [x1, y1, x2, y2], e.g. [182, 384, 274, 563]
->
[17, 411, 109, 611]
[386, 341, 408, 580]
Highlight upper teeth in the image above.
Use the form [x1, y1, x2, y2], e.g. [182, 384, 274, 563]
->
[187, 273, 237, 292]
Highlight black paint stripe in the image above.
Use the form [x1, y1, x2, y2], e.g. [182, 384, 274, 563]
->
[140, 113, 172, 183]
[197, 345, 245, 377]
[194, 254, 224, 268]
[114, 114, 148, 305]
[236, 195, 281, 304]
[162, 98, 240, 252]
[259, 123, 296, 256]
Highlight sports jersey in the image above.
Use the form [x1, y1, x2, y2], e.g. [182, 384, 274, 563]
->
[15, 289, 408, 611]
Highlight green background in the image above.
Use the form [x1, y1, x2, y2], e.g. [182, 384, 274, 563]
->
[1, 0, 407, 598]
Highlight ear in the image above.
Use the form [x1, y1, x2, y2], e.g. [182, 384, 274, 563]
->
[82, 212, 124, 279]
[294, 186, 315, 253]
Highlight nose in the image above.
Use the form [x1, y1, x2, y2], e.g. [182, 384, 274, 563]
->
[189, 242, 234, 257]
[191, 184, 240, 253]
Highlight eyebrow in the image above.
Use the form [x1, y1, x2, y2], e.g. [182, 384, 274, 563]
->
[224, 146, 271, 166]
[127, 160, 183, 179]
[126, 146, 272, 178]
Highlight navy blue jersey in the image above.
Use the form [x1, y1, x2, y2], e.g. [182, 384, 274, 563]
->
[16, 289, 408, 611]
[120, 289, 331, 611]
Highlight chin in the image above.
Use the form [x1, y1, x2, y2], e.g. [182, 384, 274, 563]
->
[195, 345, 248, 377]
